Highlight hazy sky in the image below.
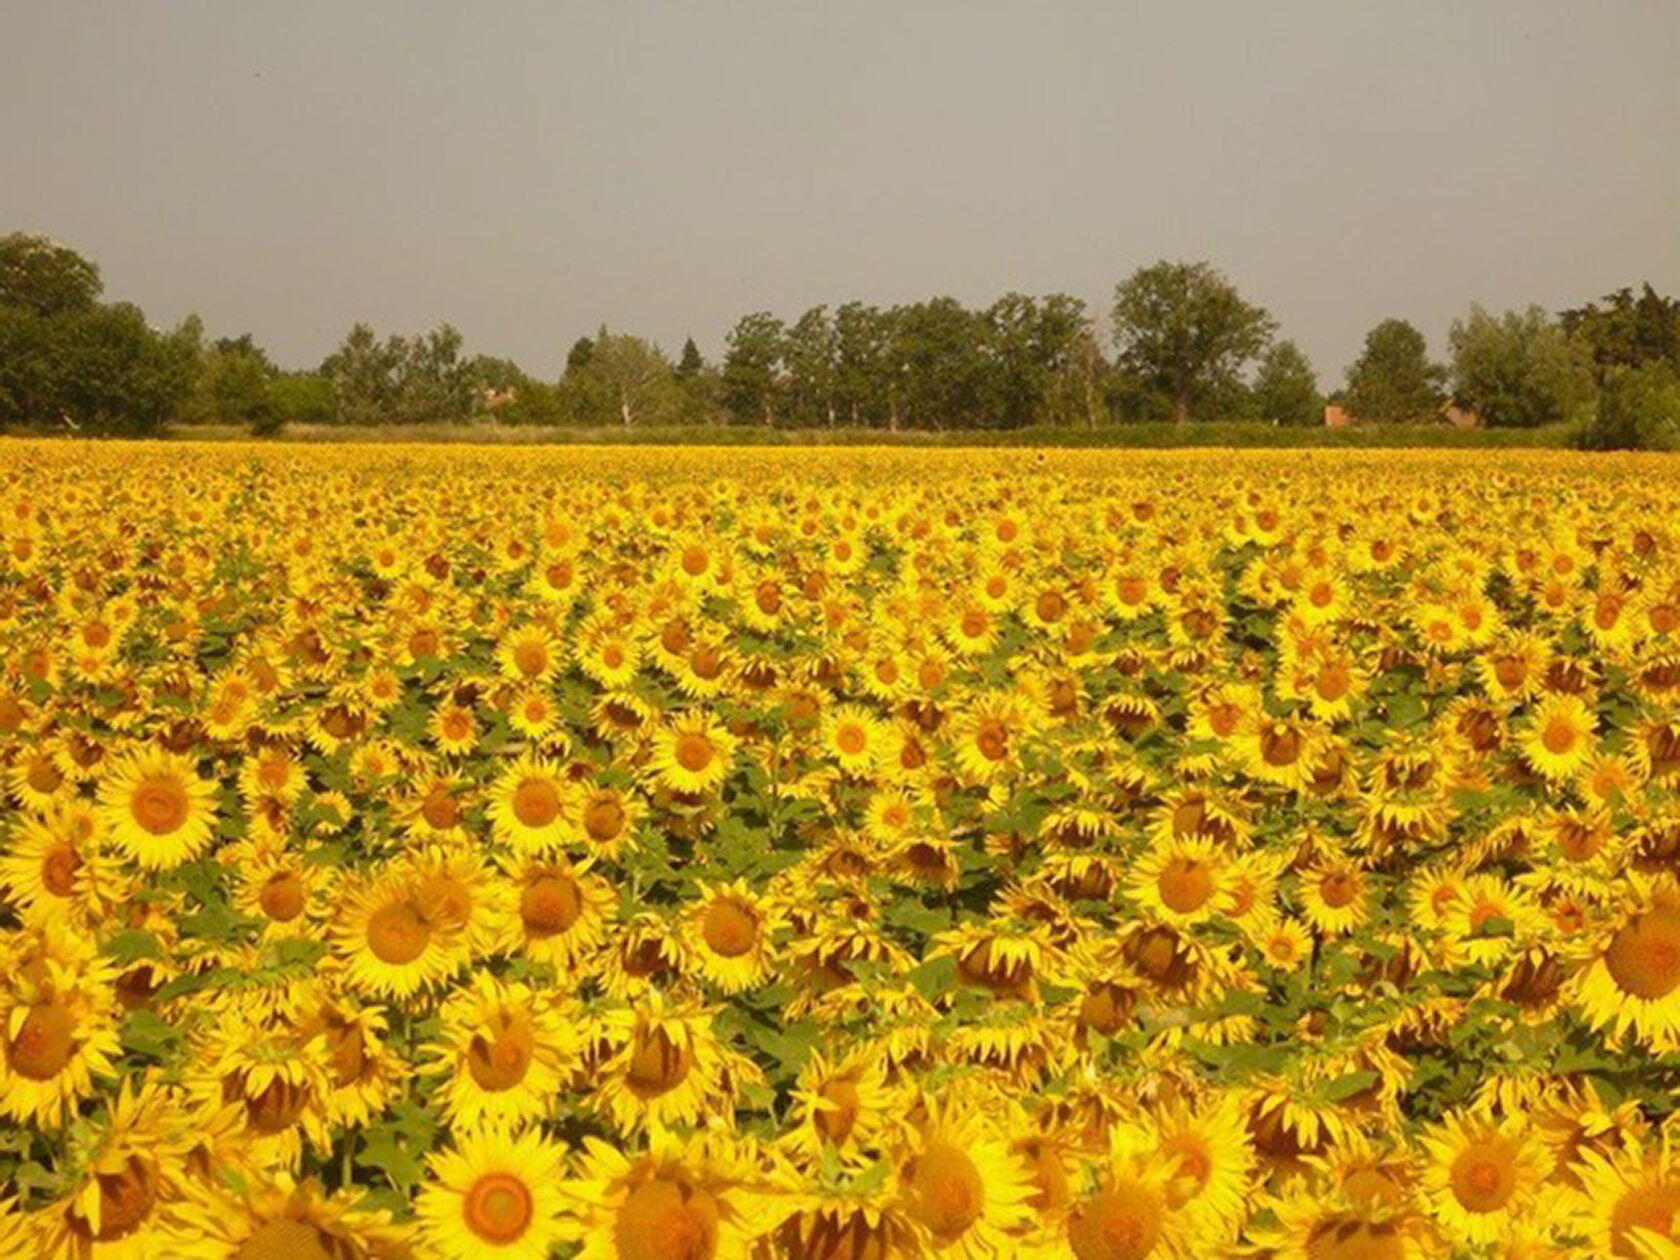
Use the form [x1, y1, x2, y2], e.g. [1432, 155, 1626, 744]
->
[4, 2, 1676, 380]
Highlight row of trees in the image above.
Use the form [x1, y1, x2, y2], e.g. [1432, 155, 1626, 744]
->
[3, 231, 1676, 443]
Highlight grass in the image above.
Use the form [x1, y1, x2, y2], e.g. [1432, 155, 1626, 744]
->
[142, 420, 1579, 448]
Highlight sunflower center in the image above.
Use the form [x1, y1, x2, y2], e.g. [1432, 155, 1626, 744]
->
[975, 720, 1009, 762]
[467, 1021, 535, 1091]
[1320, 871, 1360, 909]
[1610, 1182, 1680, 1258]
[130, 775, 190, 834]
[675, 733, 715, 773]
[1541, 716, 1578, 755]
[836, 724, 868, 756]
[1157, 858, 1214, 913]
[1448, 1139, 1518, 1213]
[324, 1021, 367, 1087]
[814, 1078, 862, 1144]
[1303, 1215, 1408, 1260]
[27, 756, 62, 793]
[366, 900, 430, 964]
[69, 1157, 155, 1242]
[584, 794, 625, 841]
[520, 875, 582, 936]
[625, 1027, 693, 1098]
[245, 1077, 312, 1134]
[6, 1001, 76, 1080]
[701, 901, 758, 958]
[615, 1175, 720, 1260]
[1037, 591, 1067, 622]
[463, 1172, 534, 1245]
[512, 778, 562, 829]
[908, 1142, 984, 1241]
[421, 788, 461, 830]
[234, 1217, 340, 1260]
[1067, 1181, 1163, 1260]
[1494, 656, 1527, 689]
[260, 872, 307, 922]
[41, 843, 82, 897]
[1604, 907, 1680, 1000]
[1161, 1134, 1212, 1196]
[1316, 664, 1351, 701]
[1261, 726, 1302, 767]
[513, 641, 548, 677]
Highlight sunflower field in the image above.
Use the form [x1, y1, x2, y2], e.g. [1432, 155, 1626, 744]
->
[2, 441, 1680, 1259]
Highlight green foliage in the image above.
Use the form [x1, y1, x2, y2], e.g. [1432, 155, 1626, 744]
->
[722, 311, 788, 426]
[1251, 340, 1322, 426]
[562, 329, 681, 427]
[1448, 304, 1594, 428]
[1342, 318, 1447, 423]
[0, 232, 102, 317]
[1110, 260, 1276, 424]
[1561, 283, 1680, 381]
[1573, 362, 1680, 451]
[267, 373, 336, 426]
[320, 322, 475, 424]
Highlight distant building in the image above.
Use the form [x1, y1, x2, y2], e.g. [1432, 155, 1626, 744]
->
[1322, 402, 1482, 428]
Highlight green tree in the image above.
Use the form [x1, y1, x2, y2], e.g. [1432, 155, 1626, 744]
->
[1574, 362, 1680, 451]
[566, 330, 678, 426]
[834, 302, 893, 428]
[890, 298, 990, 430]
[722, 312, 786, 426]
[0, 232, 101, 317]
[1448, 305, 1593, 428]
[564, 335, 596, 376]
[1342, 319, 1446, 423]
[1252, 341, 1322, 426]
[1111, 261, 1275, 424]
[674, 337, 704, 379]
[1560, 284, 1680, 381]
[784, 307, 838, 427]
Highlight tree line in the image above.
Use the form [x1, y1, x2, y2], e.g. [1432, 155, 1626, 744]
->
[2, 231, 1677, 445]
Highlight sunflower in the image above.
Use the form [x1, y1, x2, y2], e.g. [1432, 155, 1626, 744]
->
[431, 701, 480, 755]
[95, 747, 218, 870]
[488, 755, 574, 852]
[497, 623, 562, 685]
[1298, 860, 1372, 936]
[415, 1126, 570, 1260]
[1573, 1132, 1680, 1258]
[784, 1049, 901, 1167]
[1049, 1120, 1188, 1260]
[0, 804, 124, 929]
[687, 880, 780, 994]
[575, 782, 640, 860]
[591, 995, 748, 1133]
[821, 704, 890, 778]
[892, 1100, 1037, 1258]
[561, 1131, 785, 1260]
[1519, 692, 1598, 782]
[1144, 1095, 1256, 1238]
[1573, 884, 1680, 1051]
[426, 975, 575, 1131]
[501, 856, 615, 972]
[0, 969, 122, 1127]
[1127, 837, 1230, 929]
[649, 712, 739, 796]
[331, 871, 467, 1000]
[1419, 1109, 1550, 1246]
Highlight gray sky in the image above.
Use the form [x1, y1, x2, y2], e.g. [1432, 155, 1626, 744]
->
[4, 1, 1676, 381]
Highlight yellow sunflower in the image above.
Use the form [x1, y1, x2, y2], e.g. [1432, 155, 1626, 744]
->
[649, 712, 739, 795]
[425, 975, 575, 1131]
[96, 747, 218, 869]
[1419, 1109, 1550, 1246]
[415, 1126, 570, 1260]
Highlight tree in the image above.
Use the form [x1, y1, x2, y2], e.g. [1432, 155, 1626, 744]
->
[0, 232, 101, 317]
[567, 330, 678, 427]
[1448, 305, 1593, 428]
[1252, 341, 1322, 426]
[565, 335, 596, 376]
[1342, 319, 1446, 423]
[1574, 362, 1680, 451]
[890, 298, 991, 430]
[784, 307, 838, 427]
[675, 337, 704, 379]
[721, 313, 786, 426]
[1111, 261, 1275, 424]
[1560, 284, 1680, 382]
[834, 302, 893, 428]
